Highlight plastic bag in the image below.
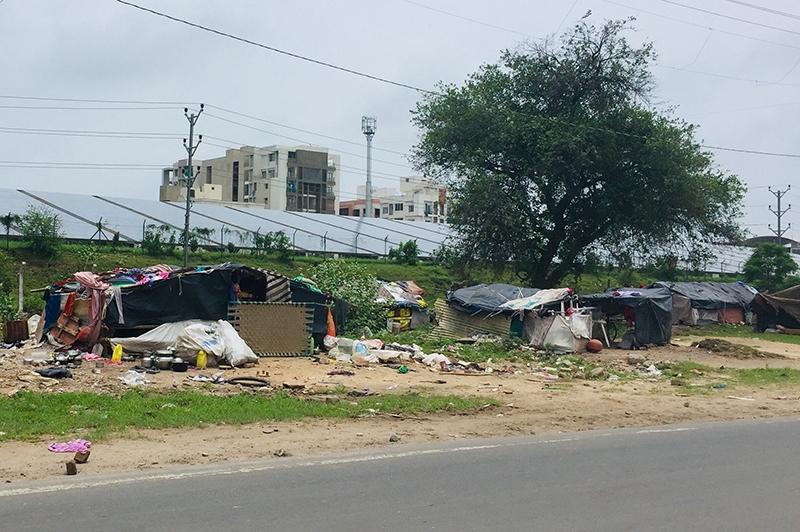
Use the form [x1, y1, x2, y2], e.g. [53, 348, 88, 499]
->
[119, 370, 148, 386]
[175, 323, 225, 361]
[217, 320, 258, 367]
[421, 353, 451, 367]
[323, 335, 339, 350]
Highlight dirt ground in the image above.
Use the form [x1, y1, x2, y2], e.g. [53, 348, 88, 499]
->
[3, 336, 800, 484]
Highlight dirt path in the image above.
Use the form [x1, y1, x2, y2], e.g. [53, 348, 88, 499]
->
[4, 344, 800, 483]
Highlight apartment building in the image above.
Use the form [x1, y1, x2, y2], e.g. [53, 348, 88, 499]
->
[338, 177, 447, 223]
[160, 145, 341, 214]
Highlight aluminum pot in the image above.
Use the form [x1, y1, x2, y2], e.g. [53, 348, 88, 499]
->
[156, 356, 174, 370]
[171, 357, 188, 372]
[141, 356, 156, 369]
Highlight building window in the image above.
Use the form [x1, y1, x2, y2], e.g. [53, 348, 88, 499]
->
[395, 203, 403, 211]
[261, 169, 267, 179]
[287, 180, 297, 193]
[269, 152, 276, 162]
[424, 202, 433, 215]
[382, 206, 389, 214]
[389, 204, 394, 215]
[407, 203, 414, 213]
[326, 185, 334, 194]
[287, 167, 295, 179]
[288, 151, 296, 160]
[268, 168, 276, 178]
[339, 207, 350, 216]
[353, 208, 360, 217]
[206, 166, 212, 184]
[232, 161, 239, 202]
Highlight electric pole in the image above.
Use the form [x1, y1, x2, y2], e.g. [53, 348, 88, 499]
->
[768, 185, 791, 246]
[361, 116, 376, 218]
[182, 104, 204, 267]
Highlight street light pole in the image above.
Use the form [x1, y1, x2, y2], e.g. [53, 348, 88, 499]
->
[182, 104, 204, 267]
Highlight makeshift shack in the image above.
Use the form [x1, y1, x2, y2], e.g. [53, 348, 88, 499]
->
[651, 281, 756, 325]
[39, 263, 347, 359]
[580, 287, 673, 347]
[751, 285, 800, 332]
[376, 280, 429, 332]
[497, 288, 590, 354]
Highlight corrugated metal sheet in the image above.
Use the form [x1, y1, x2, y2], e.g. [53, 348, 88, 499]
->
[428, 299, 511, 340]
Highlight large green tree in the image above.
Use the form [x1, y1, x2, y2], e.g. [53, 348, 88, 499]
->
[412, 19, 744, 287]
[743, 244, 798, 292]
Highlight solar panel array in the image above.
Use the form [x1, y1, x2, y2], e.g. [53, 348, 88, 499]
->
[2, 188, 790, 272]
[0, 188, 452, 257]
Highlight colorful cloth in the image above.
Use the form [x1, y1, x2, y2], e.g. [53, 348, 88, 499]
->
[48, 439, 91, 453]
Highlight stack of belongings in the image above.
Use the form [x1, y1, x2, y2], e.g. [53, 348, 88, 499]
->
[376, 280, 428, 332]
[580, 287, 673, 348]
[651, 281, 757, 325]
[498, 288, 589, 353]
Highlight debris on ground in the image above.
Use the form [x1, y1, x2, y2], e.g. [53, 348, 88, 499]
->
[692, 339, 783, 359]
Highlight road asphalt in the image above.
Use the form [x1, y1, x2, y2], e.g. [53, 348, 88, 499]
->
[2, 417, 800, 531]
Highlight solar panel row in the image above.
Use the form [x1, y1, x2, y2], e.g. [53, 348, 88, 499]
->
[0, 188, 452, 256]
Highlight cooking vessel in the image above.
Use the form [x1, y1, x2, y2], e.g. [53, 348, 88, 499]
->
[141, 356, 156, 369]
[156, 356, 174, 370]
[171, 357, 188, 372]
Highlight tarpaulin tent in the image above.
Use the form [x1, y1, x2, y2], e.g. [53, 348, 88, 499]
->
[447, 283, 540, 314]
[751, 285, 800, 332]
[580, 287, 673, 346]
[651, 281, 756, 325]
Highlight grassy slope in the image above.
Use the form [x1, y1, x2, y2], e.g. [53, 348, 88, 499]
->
[0, 390, 495, 442]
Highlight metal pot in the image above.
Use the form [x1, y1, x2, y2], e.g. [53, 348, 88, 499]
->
[171, 357, 188, 372]
[156, 356, 174, 370]
[141, 356, 156, 369]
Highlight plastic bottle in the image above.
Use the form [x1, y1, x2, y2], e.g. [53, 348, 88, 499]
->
[111, 344, 123, 363]
[196, 350, 207, 370]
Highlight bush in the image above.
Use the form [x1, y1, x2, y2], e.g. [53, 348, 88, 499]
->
[142, 224, 175, 256]
[0, 292, 17, 323]
[0, 251, 14, 295]
[309, 259, 386, 335]
[19, 205, 63, 258]
[388, 240, 419, 265]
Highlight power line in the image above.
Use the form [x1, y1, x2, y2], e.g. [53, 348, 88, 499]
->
[114, 0, 434, 94]
[0, 104, 181, 111]
[603, 0, 800, 51]
[397, 0, 529, 37]
[203, 113, 415, 170]
[0, 94, 189, 105]
[658, 0, 800, 37]
[656, 64, 800, 87]
[0, 125, 180, 138]
[702, 145, 800, 158]
[205, 104, 410, 157]
[719, 0, 800, 22]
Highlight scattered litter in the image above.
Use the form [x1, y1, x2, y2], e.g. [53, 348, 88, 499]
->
[712, 383, 727, 389]
[607, 374, 620, 382]
[273, 449, 290, 457]
[389, 433, 400, 443]
[397, 365, 409, 374]
[227, 377, 270, 388]
[327, 369, 355, 376]
[34, 367, 72, 379]
[726, 395, 755, 401]
[262, 427, 279, 434]
[119, 370, 148, 387]
[643, 364, 662, 378]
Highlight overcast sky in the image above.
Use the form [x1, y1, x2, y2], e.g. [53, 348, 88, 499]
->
[0, 0, 798, 238]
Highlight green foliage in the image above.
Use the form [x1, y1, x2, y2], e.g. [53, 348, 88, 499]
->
[388, 240, 419, 265]
[76, 245, 99, 268]
[412, 19, 744, 287]
[310, 259, 386, 334]
[0, 212, 21, 251]
[743, 244, 798, 292]
[0, 292, 17, 323]
[18, 205, 63, 258]
[251, 230, 292, 259]
[225, 241, 238, 254]
[0, 251, 14, 295]
[141, 224, 175, 256]
[0, 390, 494, 442]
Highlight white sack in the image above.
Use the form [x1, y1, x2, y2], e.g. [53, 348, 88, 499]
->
[216, 320, 258, 367]
[110, 320, 212, 354]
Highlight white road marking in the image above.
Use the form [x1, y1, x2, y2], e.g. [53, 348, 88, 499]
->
[0, 437, 576, 498]
[635, 428, 696, 434]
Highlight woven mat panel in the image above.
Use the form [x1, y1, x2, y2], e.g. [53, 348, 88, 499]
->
[229, 303, 313, 357]
[428, 299, 512, 340]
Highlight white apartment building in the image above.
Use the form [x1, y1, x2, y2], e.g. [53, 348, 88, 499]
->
[160, 145, 341, 215]
[338, 177, 447, 223]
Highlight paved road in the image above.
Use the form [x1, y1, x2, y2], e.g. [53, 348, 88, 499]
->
[2, 418, 800, 531]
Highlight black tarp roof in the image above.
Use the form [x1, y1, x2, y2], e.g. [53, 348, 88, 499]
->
[447, 283, 539, 313]
[580, 287, 673, 345]
[651, 281, 756, 310]
[751, 285, 800, 331]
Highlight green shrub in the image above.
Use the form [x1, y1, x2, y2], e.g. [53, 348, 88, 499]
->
[18, 205, 63, 258]
[310, 259, 386, 335]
